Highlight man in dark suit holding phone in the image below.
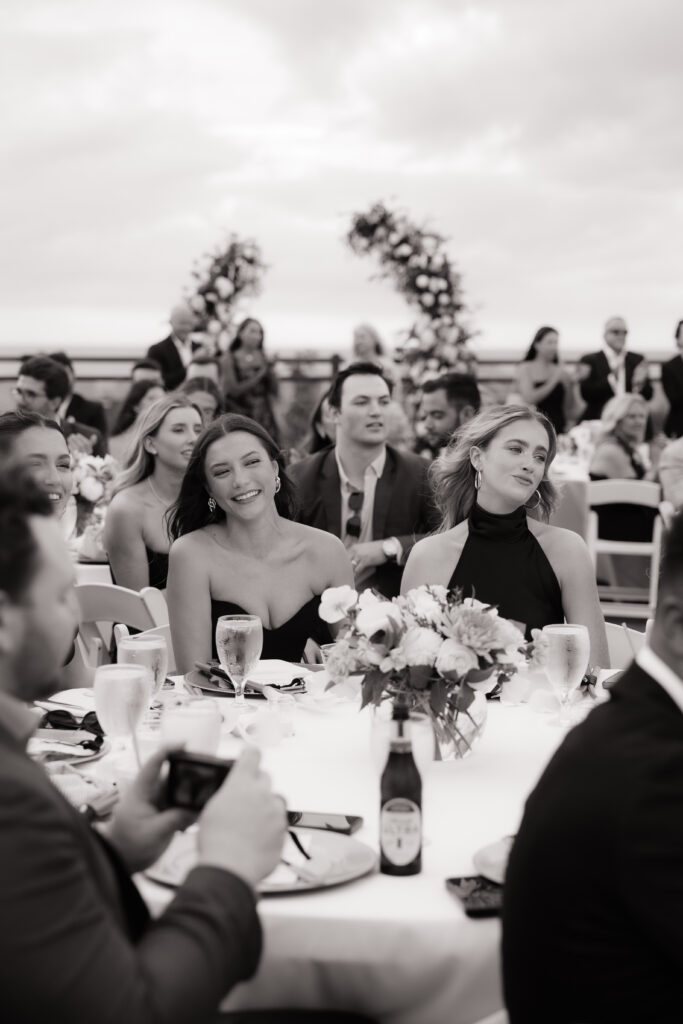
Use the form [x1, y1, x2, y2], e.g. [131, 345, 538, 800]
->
[503, 510, 683, 1023]
[0, 470, 288, 1023]
[578, 315, 652, 421]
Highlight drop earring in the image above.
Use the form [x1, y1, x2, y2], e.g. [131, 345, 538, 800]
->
[274, 476, 281, 494]
[208, 497, 216, 512]
[474, 468, 482, 490]
[525, 489, 541, 510]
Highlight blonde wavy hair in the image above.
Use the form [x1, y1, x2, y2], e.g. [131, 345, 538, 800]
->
[112, 394, 201, 496]
[430, 404, 558, 531]
[600, 392, 648, 437]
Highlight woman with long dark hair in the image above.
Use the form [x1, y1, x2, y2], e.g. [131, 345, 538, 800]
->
[515, 326, 575, 435]
[167, 413, 352, 672]
[109, 380, 166, 464]
[220, 318, 280, 442]
[402, 404, 608, 665]
[104, 395, 202, 591]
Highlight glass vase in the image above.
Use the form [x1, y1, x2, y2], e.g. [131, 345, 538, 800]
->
[433, 689, 488, 760]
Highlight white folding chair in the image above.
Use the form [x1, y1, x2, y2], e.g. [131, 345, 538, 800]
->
[75, 583, 168, 667]
[586, 480, 663, 620]
[113, 621, 177, 675]
[604, 621, 646, 669]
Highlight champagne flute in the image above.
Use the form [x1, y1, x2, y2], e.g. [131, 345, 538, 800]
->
[93, 664, 153, 764]
[215, 614, 263, 710]
[117, 634, 168, 697]
[542, 624, 590, 726]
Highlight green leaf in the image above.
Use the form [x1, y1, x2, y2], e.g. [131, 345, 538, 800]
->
[453, 684, 475, 712]
[429, 679, 448, 716]
[407, 664, 432, 691]
[464, 665, 494, 685]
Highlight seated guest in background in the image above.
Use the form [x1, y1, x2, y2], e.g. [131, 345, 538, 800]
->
[109, 380, 166, 465]
[167, 414, 352, 673]
[14, 356, 107, 457]
[48, 350, 109, 439]
[186, 355, 222, 384]
[104, 395, 202, 592]
[351, 323, 396, 381]
[0, 469, 286, 1023]
[131, 357, 164, 384]
[178, 376, 223, 424]
[146, 302, 198, 390]
[503, 511, 683, 1023]
[307, 390, 337, 454]
[416, 371, 481, 459]
[402, 404, 608, 664]
[579, 316, 652, 421]
[514, 326, 578, 436]
[220, 318, 280, 443]
[659, 434, 683, 510]
[290, 362, 436, 598]
[661, 318, 683, 438]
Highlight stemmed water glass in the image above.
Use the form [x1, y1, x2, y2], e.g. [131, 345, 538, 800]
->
[117, 633, 169, 698]
[215, 614, 263, 711]
[93, 663, 153, 765]
[542, 623, 591, 726]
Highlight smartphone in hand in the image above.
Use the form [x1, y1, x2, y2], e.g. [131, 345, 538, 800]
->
[165, 751, 234, 812]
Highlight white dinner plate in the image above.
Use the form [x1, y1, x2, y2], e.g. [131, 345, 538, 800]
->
[146, 827, 377, 895]
[184, 669, 307, 699]
[472, 835, 515, 885]
[27, 736, 110, 766]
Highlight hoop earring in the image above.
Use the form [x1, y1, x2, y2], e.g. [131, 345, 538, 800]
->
[207, 497, 216, 513]
[474, 468, 482, 490]
[525, 489, 541, 510]
[274, 476, 281, 494]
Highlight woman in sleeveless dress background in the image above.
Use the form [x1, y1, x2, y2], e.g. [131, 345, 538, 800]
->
[402, 404, 608, 667]
[515, 326, 578, 436]
[167, 414, 352, 673]
[220, 318, 280, 443]
[104, 395, 203, 591]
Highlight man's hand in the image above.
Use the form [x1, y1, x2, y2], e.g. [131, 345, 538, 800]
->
[347, 540, 387, 576]
[102, 746, 194, 874]
[197, 747, 286, 889]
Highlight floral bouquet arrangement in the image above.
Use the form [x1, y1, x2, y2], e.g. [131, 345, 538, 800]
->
[69, 454, 119, 560]
[186, 234, 267, 352]
[320, 584, 533, 758]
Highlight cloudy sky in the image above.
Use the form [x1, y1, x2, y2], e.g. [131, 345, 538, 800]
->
[2, 0, 682, 359]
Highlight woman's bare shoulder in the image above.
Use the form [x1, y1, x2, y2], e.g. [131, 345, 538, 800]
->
[409, 523, 468, 567]
[170, 527, 217, 560]
[529, 519, 588, 560]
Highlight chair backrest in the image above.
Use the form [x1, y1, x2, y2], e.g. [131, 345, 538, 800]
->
[587, 479, 662, 509]
[604, 621, 646, 669]
[75, 583, 168, 666]
[113, 621, 177, 675]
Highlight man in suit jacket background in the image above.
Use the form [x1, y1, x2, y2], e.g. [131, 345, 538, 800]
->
[146, 302, 199, 390]
[14, 356, 107, 457]
[289, 362, 436, 598]
[579, 315, 652, 421]
[503, 510, 683, 1022]
[0, 469, 286, 1023]
[49, 349, 109, 439]
[660, 318, 683, 438]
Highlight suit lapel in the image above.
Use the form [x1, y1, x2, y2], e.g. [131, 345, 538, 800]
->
[320, 450, 342, 538]
[372, 449, 395, 542]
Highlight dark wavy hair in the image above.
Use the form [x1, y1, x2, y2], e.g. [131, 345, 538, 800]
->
[229, 318, 265, 353]
[523, 326, 559, 363]
[0, 410, 66, 460]
[168, 413, 296, 539]
[112, 380, 165, 436]
[327, 361, 393, 410]
[178, 376, 224, 419]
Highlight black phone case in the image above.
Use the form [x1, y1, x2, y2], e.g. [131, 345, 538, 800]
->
[165, 752, 234, 811]
[446, 875, 503, 917]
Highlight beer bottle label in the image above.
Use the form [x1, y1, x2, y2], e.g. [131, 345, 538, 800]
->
[380, 797, 422, 866]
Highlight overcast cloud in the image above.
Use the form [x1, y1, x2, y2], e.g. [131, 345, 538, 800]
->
[2, 0, 682, 358]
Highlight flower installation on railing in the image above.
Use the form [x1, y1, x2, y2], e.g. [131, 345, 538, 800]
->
[186, 234, 267, 351]
[347, 201, 476, 404]
[320, 584, 537, 759]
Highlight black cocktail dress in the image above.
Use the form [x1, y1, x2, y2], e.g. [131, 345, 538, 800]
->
[210, 594, 330, 662]
[448, 502, 564, 639]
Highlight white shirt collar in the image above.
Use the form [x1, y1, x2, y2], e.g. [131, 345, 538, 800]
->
[335, 446, 386, 490]
[636, 645, 683, 715]
[602, 343, 626, 370]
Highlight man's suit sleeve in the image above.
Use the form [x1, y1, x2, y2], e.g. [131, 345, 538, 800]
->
[391, 457, 438, 561]
[578, 354, 612, 408]
[0, 773, 261, 1024]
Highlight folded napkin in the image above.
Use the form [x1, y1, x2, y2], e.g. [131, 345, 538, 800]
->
[195, 659, 307, 698]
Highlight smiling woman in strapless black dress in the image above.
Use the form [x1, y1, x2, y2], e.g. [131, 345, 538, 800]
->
[167, 414, 353, 674]
[402, 405, 609, 668]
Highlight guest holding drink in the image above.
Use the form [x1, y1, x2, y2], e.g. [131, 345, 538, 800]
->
[515, 326, 579, 436]
[109, 380, 166, 465]
[220, 318, 280, 443]
[104, 395, 203, 592]
[167, 414, 353, 673]
[402, 405, 608, 666]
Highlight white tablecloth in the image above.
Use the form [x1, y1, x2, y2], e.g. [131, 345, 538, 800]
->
[134, 695, 565, 1023]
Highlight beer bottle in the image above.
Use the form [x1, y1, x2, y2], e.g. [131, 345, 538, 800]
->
[380, 703, 422, 875]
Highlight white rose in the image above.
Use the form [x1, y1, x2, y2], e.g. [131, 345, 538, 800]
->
[357, 589, 383, 611]
[403, 585, 445, 626]
[429, 278, 443, 293]
[79, 476, 104, 503]
[435, 639, 478, 678]
[355, 601, 402, 642]
[415, 274, 430, 289]
[438, 293, 450, 305]
[190, 295, 206, 313]
[207, 319, 222, 335]
[420, 292, 435, 307]
[402, 626, 442, 667]
[319, 585, 358, 624]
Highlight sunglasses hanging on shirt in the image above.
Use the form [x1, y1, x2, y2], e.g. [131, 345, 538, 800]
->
[346, 490, 365, 538]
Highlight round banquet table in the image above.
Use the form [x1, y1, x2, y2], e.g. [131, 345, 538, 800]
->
[133, 689, 567, 1024]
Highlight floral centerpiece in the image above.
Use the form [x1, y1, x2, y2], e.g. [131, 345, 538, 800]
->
[186, 234, 267, 352]
[320, 584, 533, 758]
[69, 454, 119, 561]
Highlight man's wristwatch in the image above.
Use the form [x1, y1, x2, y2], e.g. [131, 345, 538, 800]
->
[382, 537, 401, 563]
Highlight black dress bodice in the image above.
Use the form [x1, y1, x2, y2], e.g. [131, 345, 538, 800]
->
[144, 546, 169, 591]
[536, 381, 566, 436]
[210, 594, 330, 662]
[448, 502, 564, 639]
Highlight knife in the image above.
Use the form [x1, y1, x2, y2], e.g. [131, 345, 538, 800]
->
[34, 729, 95, 746]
